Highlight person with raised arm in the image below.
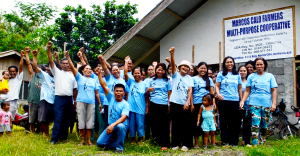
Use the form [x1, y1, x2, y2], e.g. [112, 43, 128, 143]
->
[96, 55, 130, 153]
[65, 50, 101, 146]
[240, 57, 277, 146]
[24, 47, 43, 133]
[215, 56, 243, 147]
[120, 57, 134, 80]
[47, 41, 77, 144]
[124, 56, 147, 143]
[98, 55, 129, 100]
[0, 49, 24, 121]
[32, 49, 56, 139]
[168, 47, 194, 151]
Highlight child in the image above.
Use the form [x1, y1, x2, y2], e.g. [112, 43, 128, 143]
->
[0, 71, 10, 102]
[197, 93, 217, 149]
[0, 102, 13, 136]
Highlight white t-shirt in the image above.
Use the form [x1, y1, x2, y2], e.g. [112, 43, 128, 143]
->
[50, 65, 77, 96]
[6, 72, 23, 101]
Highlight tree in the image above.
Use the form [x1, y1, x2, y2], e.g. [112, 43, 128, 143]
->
[0, 1, 57, 64]
[53, 0, 138, 67]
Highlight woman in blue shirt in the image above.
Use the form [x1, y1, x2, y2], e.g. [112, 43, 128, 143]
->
[65, 51, 102, 146]
[169, 47, 194, 151]
[215, 56, 243, 146]
[240, 57, 277, 145]
[124, 56, 147, 144]
[191, 62, 215, 148]
[238, 65, 251, 146]
[146, 63, 172, 150]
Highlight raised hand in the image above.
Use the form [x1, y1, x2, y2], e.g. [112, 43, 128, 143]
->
[152, 61, 157, 66]
[165, 57, 171, 63]
[79, 47, 85, 53]
[169, 47, 175, 54]
[32, 50, 38, 56]
[54, 51, 58, 58]
[64, 51, 69, 58]
[25, 47, 31, 53]
[77, 51, 82, 58]
[47, 41, 53, 49]
[125, 56, 131, 62]
[97, 54, 104, 62]
[20, 50, 25, 56]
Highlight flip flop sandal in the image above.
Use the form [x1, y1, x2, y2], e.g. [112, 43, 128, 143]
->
[194, 145, 199, 149]
[78, 142, 86, 146]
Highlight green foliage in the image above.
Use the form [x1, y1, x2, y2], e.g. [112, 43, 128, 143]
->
[53, 0, 138, 67]
[0, 1, 57, 64]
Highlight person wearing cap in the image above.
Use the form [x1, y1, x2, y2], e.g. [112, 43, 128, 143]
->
[168, 47, 194, 151]
[96, 58, 130, 153]
[215, 56, 243, 146]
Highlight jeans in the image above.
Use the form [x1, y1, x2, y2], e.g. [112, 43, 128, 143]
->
[97, 123, 128, 150]
[129, 112, 145, 138]
[50, 96, 73, 143]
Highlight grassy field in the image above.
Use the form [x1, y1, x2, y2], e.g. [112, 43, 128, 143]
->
[0, 126, 300, 156]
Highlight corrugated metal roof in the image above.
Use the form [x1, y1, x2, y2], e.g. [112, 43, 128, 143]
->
[105, 0, 207, 66]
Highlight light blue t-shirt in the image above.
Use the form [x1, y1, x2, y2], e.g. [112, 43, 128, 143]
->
[37, 71, 55, 104]
[120, 70, 134, 81]
[192, 76, 214, 104]
[127, 79, 147, 115]
[216, 71, 242, 101]
[169, 71, 194, 105]
[246, 72, 278, 107]
[107, 91, 130, 126]
[147, 78, 172, 105]
[91, 73, 108, 105]
[241, 81, 250, 109]
[105, 74, 129, 93]
[75, 72, 98, 104]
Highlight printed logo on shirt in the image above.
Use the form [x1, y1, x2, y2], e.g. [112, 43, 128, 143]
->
[50, 80, 55, 90]
[131, 85, 137, 96]
[35, 78, 42, 90]
[177, 79, 187, 91]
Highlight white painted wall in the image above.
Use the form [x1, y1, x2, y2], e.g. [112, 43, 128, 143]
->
[160, 0, 300, 65]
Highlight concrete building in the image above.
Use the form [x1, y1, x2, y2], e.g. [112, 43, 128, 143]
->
[102, 0, 300, 122]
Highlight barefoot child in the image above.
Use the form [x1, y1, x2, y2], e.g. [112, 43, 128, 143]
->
[0, 71, 10, 102]
[0, 102, 13, 136]
[197, 93, 217, 149]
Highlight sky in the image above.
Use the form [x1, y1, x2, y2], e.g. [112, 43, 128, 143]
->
[0, 0, 162, 24]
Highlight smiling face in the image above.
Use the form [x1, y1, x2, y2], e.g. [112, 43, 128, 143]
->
[2, 71, 9, 79]
[133, 68, 141, 81]
[197, 65, 207, 77]
[111, 66, 120, 78]
[246, 64, 254, 74]
[156, 66, 166, 78]
[141, 71, 146, 81]
[82, 65, 92, 77]
[127, 60, 133, 72]
[179, 65, 190, 75]
[255, 60, 265, 73]
[225, 58, 234, 71]
[208, 69, 213, 78]
[188, 66, 194, 76]
[168, 66, 172, 75]
[147, 66, 155, 77]
[239, 66, 248, 79]
[8, 67, 17, 78]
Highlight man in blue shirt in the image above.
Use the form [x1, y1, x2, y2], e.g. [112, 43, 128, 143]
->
[96, 61, 130, 153]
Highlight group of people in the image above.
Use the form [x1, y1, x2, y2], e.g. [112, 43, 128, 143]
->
[0, 42, 278, 153]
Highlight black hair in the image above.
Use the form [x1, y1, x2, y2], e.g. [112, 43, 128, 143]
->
[78, 64, 91, 75]
[2, 71, 8, 75]
[132, 66, 142, 76]
[118, 63, 124, 68]
[1, 102, 9, 109]
[47, 61, 61, 70]
[238, 65, 250, 79]
[38, 65, 46, 71]
[167, 64, 177, 75]
[203, 93, 214, 103]
[147, 65, 154, 75]
[253, 57, 268, 71]
[191, 65, 199, 76]
[110, 65, 119, 70]
[222, 56, 238, 76]
[208, 68, 214, 74]
[114, 83, 125, 91]
[197, 62, 210, 90]
[153, 63, 168, 82]
[8, 65, 18, 72]
[60, 58, 68, 63]
[245, 60, 255, 67]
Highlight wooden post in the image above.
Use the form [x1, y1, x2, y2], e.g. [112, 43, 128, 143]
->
[293, 59, 297, 107]
[63, 42, 66, 52]
[219, 42, 221, 71]
[192, 45, 194, 63]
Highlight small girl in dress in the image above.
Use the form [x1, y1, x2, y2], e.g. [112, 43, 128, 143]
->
[197, 93, 217, 149]
[0, 102, 12, 136]
[0, 71, 10, 102]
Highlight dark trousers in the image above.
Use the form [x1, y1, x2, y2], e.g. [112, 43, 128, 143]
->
[51, 95, 73, 143]
[192, 104, 203, 137]
[150, 102, 170, 147]
[104, 105, 109, 128]
[171, 103, 193, 147]
[145, 114, 151, 140]
[239, 109, 251, 145]
[218, 100, 240, 145]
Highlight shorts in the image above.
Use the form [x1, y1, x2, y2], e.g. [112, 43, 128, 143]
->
[29, 102, 39, 124]
[202, 119, 216, 132]
[7, 100, 19, 121]
[0, 124, 11, 132]
[38, 100, 54, 122]
[76, 102, 95, 129]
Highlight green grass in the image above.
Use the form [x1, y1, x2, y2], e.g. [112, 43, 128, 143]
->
[1, 126, 300, 155]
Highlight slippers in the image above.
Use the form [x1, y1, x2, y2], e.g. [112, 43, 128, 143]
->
[194, 145, 199, 149]
[78, 142, 86, 146]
